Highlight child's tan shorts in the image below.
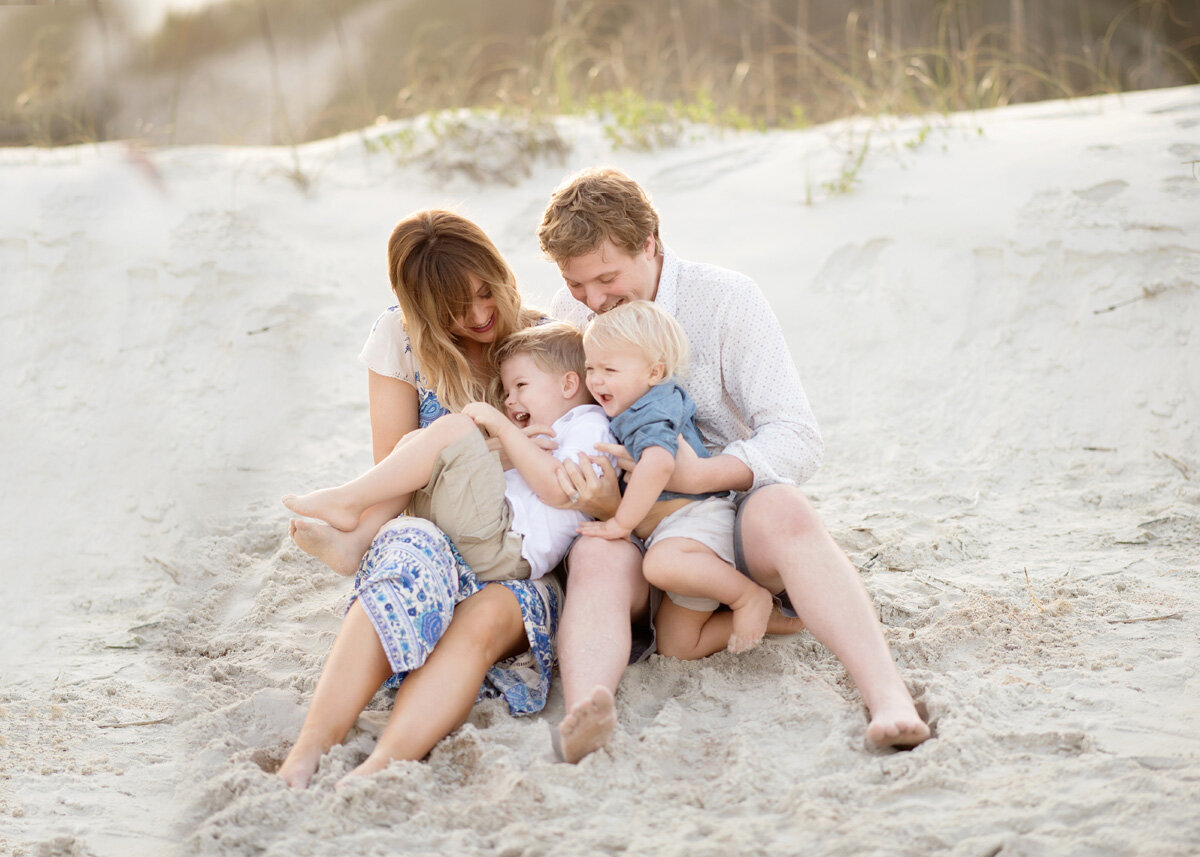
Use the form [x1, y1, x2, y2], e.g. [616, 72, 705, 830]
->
[409, 428, 531, 582]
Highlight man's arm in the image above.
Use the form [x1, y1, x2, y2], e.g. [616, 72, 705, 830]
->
[703, 278, 824, 491]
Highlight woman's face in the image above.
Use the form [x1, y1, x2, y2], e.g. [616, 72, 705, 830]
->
[448, 276, 499, 346]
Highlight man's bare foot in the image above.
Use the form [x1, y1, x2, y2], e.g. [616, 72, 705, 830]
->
[290, 518, 364, 576]
[552, 686, 616, 764]
[866, 699, 931, 750]
[282, 488, 362, 532]
[278, 740, 326, 790]
[727, 586, 773, 653]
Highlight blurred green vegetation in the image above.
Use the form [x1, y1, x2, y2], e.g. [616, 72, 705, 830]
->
[1, 0, 1197, 146]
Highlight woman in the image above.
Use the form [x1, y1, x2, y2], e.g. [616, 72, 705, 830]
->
[279, 210, 554, 788]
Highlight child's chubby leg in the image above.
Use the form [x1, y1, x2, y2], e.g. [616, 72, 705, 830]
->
[284, 414, 478, 531]
[341, 583, 528, 782]
[655, 596, 805, 660]
[279, 601, 394, 789]
[643, 537, 775, 654]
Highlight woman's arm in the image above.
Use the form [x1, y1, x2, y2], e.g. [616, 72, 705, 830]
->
[369, 370, 420, 463]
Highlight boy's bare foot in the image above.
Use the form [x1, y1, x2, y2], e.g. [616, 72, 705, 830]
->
[765, 604, 806, 636]
[278, 740, 326, 790]
[866, 698, 931, 750]
[282, 489, 362, 532]
[289, 518, 364, 576]
[726, 586, 773, 653]
[552, 685, 616, 764]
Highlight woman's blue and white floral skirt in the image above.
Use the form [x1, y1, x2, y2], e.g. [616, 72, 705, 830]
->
[348, 516, 561, 717]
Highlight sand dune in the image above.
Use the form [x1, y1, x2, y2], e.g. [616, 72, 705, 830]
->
[3, 85, 1198, 855]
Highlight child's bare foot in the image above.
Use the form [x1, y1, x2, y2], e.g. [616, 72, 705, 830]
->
[289, 518, 364, 576]
[282, 488, 362, 532]
[726, 586, 773, 653]
[278, 739, 327, 790]
[552, 686, 616, 764]
[765, 604, 806, 636]
[866, 697, 931, 750]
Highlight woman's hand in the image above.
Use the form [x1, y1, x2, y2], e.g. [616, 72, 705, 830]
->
[576, 517, 632, 540]
[555, 452, 622, 520]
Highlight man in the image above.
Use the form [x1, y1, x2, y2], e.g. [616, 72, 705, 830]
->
[540, 167, 930, 763]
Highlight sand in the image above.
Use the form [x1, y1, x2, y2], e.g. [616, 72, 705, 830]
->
[2, 85, 1198, 856]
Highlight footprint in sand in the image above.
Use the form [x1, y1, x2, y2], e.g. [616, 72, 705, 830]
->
[1072, 179, 1128, 204]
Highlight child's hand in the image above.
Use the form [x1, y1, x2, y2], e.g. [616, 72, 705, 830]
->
[462, 402, 507, 435]
[576, 517, 632, 541]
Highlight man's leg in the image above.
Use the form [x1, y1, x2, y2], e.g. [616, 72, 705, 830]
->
[737, 485, 930, 748]
[554, 536, 647, 762]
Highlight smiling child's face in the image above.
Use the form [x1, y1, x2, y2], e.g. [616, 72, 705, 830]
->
[583, 341, 662, 418]
[500, 353, 570, 429]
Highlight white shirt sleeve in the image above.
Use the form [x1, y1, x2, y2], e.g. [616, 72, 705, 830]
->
[712, 278, 825, 490]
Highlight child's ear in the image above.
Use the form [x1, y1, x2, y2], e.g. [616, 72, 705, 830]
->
[561, 371, 582, 398]
[649, 362, 666, 384]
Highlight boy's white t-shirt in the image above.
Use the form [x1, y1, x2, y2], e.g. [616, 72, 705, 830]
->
[505, 404, 616, 579]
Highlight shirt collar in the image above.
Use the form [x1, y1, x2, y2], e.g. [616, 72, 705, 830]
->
[654, 246, 680, 317]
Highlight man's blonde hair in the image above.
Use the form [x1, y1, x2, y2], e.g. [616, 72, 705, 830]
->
[583, 301, 689, 384]
[537, 167, 661, 263]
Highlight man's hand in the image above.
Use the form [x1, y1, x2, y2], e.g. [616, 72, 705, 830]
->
[593, 442, 633, 474]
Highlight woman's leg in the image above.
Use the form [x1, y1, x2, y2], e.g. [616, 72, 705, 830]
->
[279, 601, 394, 789]
[345, 583, 528, 779]
[284, 414, 476, 530]
[737, 485, 930, 748]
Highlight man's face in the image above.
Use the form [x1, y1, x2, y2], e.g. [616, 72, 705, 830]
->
[558, 237, 659, 313]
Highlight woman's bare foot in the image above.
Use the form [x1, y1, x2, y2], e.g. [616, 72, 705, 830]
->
[289, 518, 365, 576]
[726, 586, 774, 653]
[553, 686, 616, 764]
[335, 750, 392, 788]
[866, 698, 931, 749]
[278, 739, 327, 790]
[282, 488, 362, 532]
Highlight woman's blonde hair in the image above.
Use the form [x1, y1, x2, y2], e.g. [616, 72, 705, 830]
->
[387, 209, 541, 411]
[537, 167, 661, 264]
[583, 301, 689, 384]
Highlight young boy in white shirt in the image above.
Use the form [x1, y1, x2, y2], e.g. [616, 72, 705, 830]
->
[284, 322, 615, 582]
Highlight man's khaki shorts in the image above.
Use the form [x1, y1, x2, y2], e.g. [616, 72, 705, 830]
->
[409, 428, 531, 582]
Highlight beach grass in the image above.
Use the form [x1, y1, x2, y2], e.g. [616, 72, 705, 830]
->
[1, 0, 1197, 148]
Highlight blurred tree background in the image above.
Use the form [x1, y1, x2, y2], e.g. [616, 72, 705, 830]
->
[1, 0, 1197, 146]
